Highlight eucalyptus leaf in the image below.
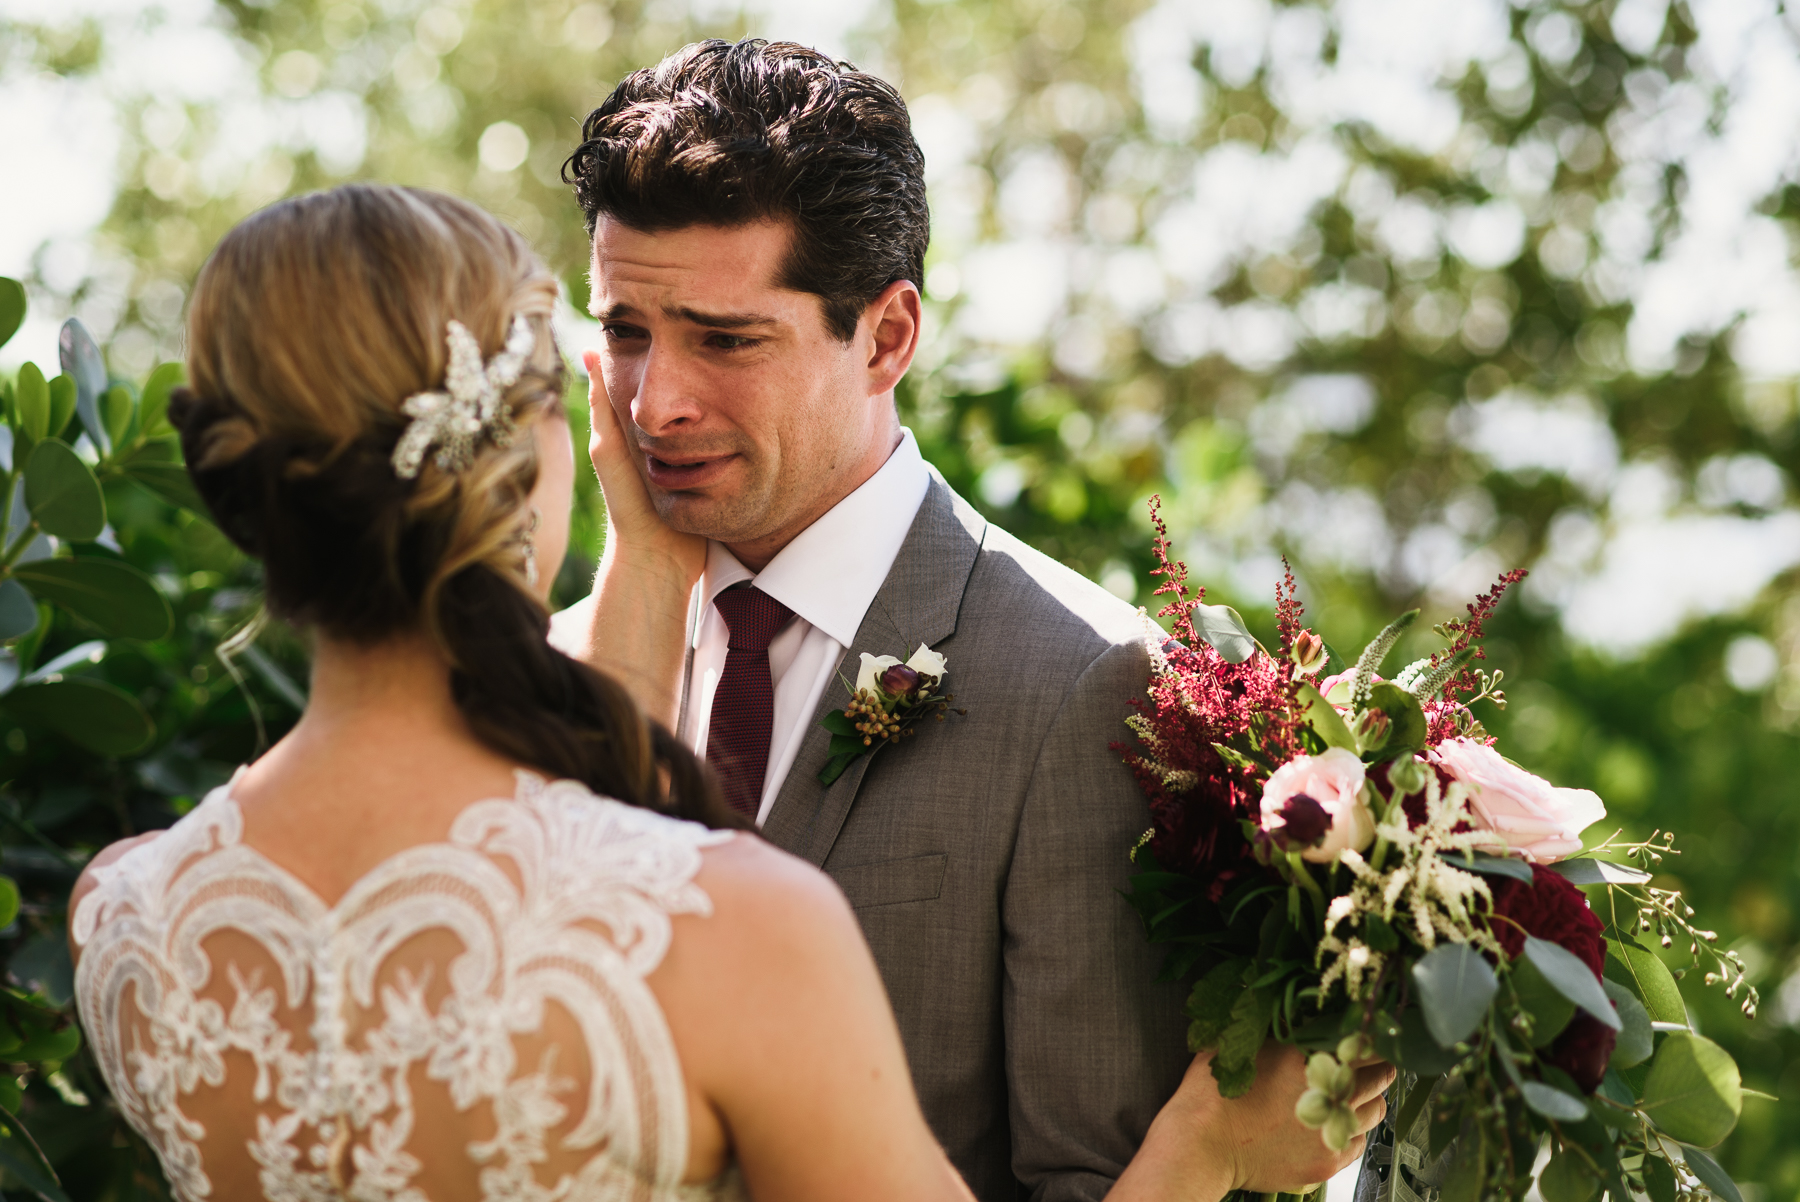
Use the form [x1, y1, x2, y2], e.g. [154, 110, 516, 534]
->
[1412, 942, 1498, 1048]
[14, 362, 48, 443]
[1, 678, 155, 756]
[1682, 1146, 1745, 1202]
[1643, 1155, 1678, 1202]
[1524, 936, 1622, 1030]
[1439, 850, 1535, 883]
[45, 375, 75, 440]
[0, 277, 24, 350]
[0, 876, 17, 929]
[1193, 602, 1256, 664]
[0, 579, 37, 642]
[1605, 938, 1686, 1025]
[1641, 1031, 1742, 1148]
[1512, 953, 1576, 1047]
[1521, 1080, 1589, 1121]
[58, 317, 110, 454]
[13, 559, 171, 640]
[1605, 979, 1653, 1069]
[1550, 858, 1653, 886]
[1538, 1148, 1599, 1202]
[23, 438, 105, 540]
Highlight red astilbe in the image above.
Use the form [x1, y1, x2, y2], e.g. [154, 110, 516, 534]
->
[1115, 500, 1302, 895]
[1425, 568, 1527, 744]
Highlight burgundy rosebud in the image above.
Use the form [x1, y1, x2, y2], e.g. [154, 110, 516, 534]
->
[879, 664, 922, 696]
[1546, 1009, 1618, 1095]
[1271, 792, 1332, 849]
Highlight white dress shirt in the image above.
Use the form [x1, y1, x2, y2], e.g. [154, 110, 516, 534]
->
[679, 429, 931, 826]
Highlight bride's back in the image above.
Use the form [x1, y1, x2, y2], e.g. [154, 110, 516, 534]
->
[74, 768, 735, 1201]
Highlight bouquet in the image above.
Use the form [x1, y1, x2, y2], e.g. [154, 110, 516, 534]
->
[1117, 500, 1762, 1202]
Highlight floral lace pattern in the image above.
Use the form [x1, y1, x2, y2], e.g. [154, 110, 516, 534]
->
[73, 772, 745, 1202]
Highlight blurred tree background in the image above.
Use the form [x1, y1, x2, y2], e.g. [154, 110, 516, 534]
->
[2, 0, 1799, 1196]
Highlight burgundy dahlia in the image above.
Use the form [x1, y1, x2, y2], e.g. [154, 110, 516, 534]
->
[1487, 865, 1605, 976]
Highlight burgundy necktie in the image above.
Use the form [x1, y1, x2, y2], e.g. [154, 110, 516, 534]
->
[707, 586, 795, 819]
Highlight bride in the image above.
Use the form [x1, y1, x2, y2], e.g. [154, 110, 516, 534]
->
[69, 184, 1388, 1201]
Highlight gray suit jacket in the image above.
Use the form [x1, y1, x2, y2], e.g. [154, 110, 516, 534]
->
[746, 476, 1189, 1201]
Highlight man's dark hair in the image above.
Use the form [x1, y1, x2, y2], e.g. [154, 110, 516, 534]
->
[563, 39, 928, 342]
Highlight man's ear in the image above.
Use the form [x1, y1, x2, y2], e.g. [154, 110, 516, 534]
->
[863, 280, 922, 397]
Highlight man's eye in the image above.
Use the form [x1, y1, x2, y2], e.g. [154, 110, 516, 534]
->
[603, 324, 646, 341]
[707, 334, 757, 350]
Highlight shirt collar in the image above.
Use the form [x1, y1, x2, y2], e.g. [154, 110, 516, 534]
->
[699, 429, 931, 647]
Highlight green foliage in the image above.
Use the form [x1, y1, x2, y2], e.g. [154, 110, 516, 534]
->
[1641, 1031, 1743, 1149]
[1411, 941, 1498, 1048]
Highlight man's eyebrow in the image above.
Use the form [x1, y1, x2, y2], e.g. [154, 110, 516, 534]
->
[590, 300, 782, 329]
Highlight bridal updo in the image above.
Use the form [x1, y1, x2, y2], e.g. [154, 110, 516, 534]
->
[172, 184, 729, 826]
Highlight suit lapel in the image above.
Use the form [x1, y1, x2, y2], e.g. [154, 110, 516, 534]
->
[761, 476, 987, 866]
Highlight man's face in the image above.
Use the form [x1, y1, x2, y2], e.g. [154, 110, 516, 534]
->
[589, 218, 903, 563]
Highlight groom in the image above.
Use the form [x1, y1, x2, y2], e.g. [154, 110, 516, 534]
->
[555, 38, 1345, 1201]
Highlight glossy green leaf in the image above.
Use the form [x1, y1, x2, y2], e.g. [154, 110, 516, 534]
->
[0, 579, 37, 642]
[58, 317, 110, 454]
[23, 438, 105, 540]
[1412, 941, 1498, 1048]
[1605, 938, 1686, 1026]
[1521, 1080, 1589, 1120]
[1605, 979, 1653, 1069]
[101, 383, 133, 448]
[1524, 936, 1622, 1030]
[0, 876, 17, 929]
[1538, 1148, 1599, 1202]
[1194, 602, 1256, 663]
[14, 362, 48, 443]
[1641, 1031, 1742, 1148]
[0, 277, 24, 350]
[123, 459, 206, 513]
[1363, 681, 1428, 758]
[139, 361, 184, 436]
[1296, 683, 1356, 750]
[45, 374, 75, 440]
[0, 1120, 71, 1202]
[1512, 953, 1576, 1047]
[10, 1020, 79, 1062]
[1683, 1146, 1745, 1202]
[12, 558, 171, 639]
[1, 678, 155, 756]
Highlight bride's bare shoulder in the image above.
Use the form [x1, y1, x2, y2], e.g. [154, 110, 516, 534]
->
[688, 834, 855, 938]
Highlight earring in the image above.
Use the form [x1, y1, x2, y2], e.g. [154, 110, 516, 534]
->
[522, 507, 541, 588]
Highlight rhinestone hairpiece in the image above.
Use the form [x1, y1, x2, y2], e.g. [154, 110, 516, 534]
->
[392, 315, 536, 480]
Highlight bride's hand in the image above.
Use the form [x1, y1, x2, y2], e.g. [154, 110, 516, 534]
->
[583, 350, 705, 587]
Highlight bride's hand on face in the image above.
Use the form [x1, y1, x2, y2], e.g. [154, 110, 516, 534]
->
[583, 350, 705, 587]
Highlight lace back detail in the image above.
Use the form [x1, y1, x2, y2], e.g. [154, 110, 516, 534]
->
[73, 773, 740, 1202]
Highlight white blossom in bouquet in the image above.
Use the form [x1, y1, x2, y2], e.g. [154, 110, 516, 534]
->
[1431, 737, 1605, 862]
[1258, 748, 1376, 864]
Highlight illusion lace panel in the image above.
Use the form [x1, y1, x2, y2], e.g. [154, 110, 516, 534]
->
[72, 773, 745, 1202]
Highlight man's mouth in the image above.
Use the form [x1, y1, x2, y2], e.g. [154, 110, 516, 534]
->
[643, 452, 736, 491]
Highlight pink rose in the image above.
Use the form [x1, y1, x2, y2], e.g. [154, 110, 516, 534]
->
[1431, 738, 1605, 862]
[1259, 748, 1375, 864]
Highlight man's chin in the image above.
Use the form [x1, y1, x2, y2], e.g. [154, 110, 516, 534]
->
[652, 492, 769, 545]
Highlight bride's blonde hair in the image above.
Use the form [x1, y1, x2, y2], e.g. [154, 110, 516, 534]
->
[173, 184, 730, 826]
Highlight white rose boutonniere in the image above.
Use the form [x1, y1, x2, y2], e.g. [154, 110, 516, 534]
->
[820, 643, 965, 785]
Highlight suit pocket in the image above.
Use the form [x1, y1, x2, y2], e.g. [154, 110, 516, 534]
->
[830, 852, 948, 909]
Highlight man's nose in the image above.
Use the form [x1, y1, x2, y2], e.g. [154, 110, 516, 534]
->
[630, 342, 704, 436]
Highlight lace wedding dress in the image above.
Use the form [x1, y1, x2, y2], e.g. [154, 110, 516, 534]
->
[72, 771, 750, 1202]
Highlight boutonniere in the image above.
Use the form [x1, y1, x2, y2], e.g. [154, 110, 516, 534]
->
[818, 644, 965, 785]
